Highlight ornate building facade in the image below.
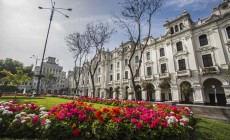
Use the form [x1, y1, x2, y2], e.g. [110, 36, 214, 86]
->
[74, 1, 230, 106]
[20, 57, 67, 94]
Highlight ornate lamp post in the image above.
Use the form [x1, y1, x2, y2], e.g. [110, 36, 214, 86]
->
[212, 85, 217, 105]
[35, 0, 72, 96]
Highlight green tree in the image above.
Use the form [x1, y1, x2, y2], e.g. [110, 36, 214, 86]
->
[180, 82, 193, 103]
[1, 68, 31, 98]
[0, 58, 33, 86]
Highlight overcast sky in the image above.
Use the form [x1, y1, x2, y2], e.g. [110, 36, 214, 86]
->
[0, 0, 221, 72]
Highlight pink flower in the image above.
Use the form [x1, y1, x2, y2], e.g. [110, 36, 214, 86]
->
[32, 116, 39, 124]
[161, 121, 168, 128]
[131, 118, 138, 124]
[114, 118, 121, 123]
[66, 112, 72, 118]
[78, 114, 86, 121]
[136, 122, 143, 129]
[73, 128, 80, 136]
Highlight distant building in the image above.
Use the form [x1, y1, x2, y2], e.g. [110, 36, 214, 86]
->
[19, 57, 68, 94]
[70, 0, 230, 106]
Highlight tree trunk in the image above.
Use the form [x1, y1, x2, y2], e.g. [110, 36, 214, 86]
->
[91, 75, 95, 98]
[131, 77, 137, 100]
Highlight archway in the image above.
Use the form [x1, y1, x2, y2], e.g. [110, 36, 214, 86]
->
[109, 87, 113, 99]
[114, 86, 120, 99]
[143, 82, 155, 101]
[203, 78, 226, 106]
[135, 85, 142, 101]
[158, 78, 171, 101]
[97, 88, 100, 98]
[180, 81, 193, 103]
[124, 86, 129, 100]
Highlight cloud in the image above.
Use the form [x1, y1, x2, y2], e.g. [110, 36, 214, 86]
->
[165, 0, 219, 10]
[2, 0, 27, 7]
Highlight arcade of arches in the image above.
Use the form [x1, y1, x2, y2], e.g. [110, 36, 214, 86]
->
[86, 78, 229, 106]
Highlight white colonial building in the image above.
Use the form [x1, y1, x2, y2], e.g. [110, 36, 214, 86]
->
[20, 57, 68, 94]
[70, 0, 230, 106]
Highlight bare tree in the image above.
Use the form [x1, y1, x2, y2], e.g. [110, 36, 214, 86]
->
[65, 33, 89, 95]
[113, 0, 163, 100]
[85, 21, 114, 97]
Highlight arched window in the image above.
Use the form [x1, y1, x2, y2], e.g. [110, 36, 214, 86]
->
[146, 52, 150, 60]
[176, 42, 183, 52]
[160, 48, 165, 57]
[227, 26, 230, 39]
[170, 27, 174, 34]
[175, 25, 179, 32]
[199, 34, 208, 46]
[125, 59, 128, 66]
[135, 56, 139, 63]
[180, 23, 184, 30]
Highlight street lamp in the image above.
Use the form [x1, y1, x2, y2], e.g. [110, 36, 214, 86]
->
[30, 55, 40, 68]
[212, 85, 217, 105]
[35, 0, 72, 96]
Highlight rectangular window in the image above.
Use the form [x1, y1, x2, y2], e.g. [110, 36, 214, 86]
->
[111, 64, 113, 70]
[125, 71, 128, 79]
[202, 54, 213, 67]
[160, 48, 165, 57]
[110, 75, 113, 81]
[117, 73, 120, 80]
[98, 68, 100, 73]
[98, 77, 100, 83]
[147, 67, 152, 76]
[136, 69, 139, 77]
[161, 63, 167, 74]
[178, 59, 186, 71]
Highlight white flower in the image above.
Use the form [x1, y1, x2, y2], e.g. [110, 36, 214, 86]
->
[45, 119, 51, 124]
[188, 126, 193, 129]
[15, 114, 21, 118]
[28, 114, 36, 117]
[39, 107, 46, 111]
[20, 112, 26, 115]
[166, 116, 178, 124]
[0, 108, 4, 112]
[180, 122, 184, 126]
[13, 119, 18, 123]
[170, 111, 175, 114]
[181, 116, 189, 122]
[21, 120, 26, 124]
[5, 106, 10, 110]
[45, 124, 51, 129]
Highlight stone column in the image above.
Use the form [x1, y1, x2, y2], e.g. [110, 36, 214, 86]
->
[119, 89, 123, 100]
[171, 86, 180, 103]
[113, 91, 117, 99]
[142, 90, 147, 101]
[155, 88, 161, 101]
[192, 85, 205, 104]
[222, 85, 230, 107]
[128, 88, 134, 100]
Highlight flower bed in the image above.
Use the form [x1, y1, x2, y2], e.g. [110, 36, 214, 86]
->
[0, 100, 193, 139]
[60, 95, 153, 108]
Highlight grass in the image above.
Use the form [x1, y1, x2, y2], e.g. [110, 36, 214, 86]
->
[1, 96, 230, 140]
[193, 117, 230, 140]
[0, 96, 112, 110]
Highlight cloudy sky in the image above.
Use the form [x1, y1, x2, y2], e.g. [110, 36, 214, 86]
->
[0, 0, 221, 72]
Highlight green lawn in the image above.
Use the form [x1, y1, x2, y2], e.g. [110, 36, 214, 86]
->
[194, 117, 230, 140]
[1, 96, 230, 140]
[0, 96, 112, 110]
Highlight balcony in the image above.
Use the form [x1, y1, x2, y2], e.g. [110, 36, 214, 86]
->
[134, 77, 140, 82]
[176, 70, 191, 77]
[107, 81, 113, 85]
[202, 66, 220, 75]
[159, 73, 170, 79]
[123, 78, 128, 83]
[114, 80, 120, 84]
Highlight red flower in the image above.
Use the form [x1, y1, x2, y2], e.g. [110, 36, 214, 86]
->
[73, 128, 80, 136]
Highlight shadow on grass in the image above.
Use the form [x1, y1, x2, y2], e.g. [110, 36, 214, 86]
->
[193, 118, 214, 140]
